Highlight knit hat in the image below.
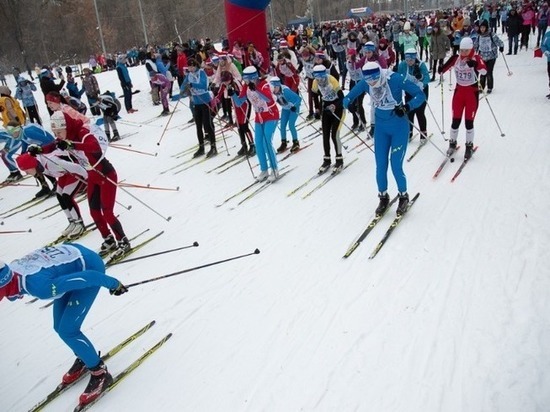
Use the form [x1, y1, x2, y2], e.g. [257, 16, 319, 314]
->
[50, 111, 67, 131]
[362, 61, 381, 83]
[314, 51, 326, 60]
[404, 48, 417, 59]
[279, 40, 288, 48]
[45, 92, 62, 104]
[403, 21, 411, 31]
[363, 42, 376, 52]
[460, 37, 474, 50]
[0, 260, 13, 288]
[16, 153, 38, 171]
[269, 76, 282, 87]
[242, 66, 259, 82]
[312, 65, 327, 79]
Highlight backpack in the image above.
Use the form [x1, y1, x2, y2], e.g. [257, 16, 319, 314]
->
[100, 91, 121, 116]
[0, 95, 27, 126]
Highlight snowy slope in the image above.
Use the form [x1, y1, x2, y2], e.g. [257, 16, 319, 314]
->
[1, 42, 550, 412]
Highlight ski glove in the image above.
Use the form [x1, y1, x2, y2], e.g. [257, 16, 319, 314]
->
[413, 64, 422, 80]
[466, 60, 477, 68]
[369, 125, 375, 138]
[110, 283, 128, 296]
[393, 104, 409, 117]
[226, 86, 235, 97]
[56, 140, 74, 150]
[247, 82, 256, 91]
[499, 47, 504, 53]
[325, 104, 336, 113]
[27, 144, 42, 156]
[290, 106, 297, 112]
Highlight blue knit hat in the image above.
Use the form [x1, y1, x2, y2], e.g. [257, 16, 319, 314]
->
[0, 260, 13, 288]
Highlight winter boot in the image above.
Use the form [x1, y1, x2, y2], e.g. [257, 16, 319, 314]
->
[267, 169, 280, 183]
[318, 157, 331, 175]
[277, 140, 288, 153]
[160, 109, 170, 116]
[290, 140, 300, 153]
[192, 145, 205, 158]
[110, 237, 131, 260]
[247, 144, 256, 157]
[396, 192, 410, 216]
[62, 358, 87, 385]
[420, 131, 427, 143]
[111, 130, 120, 142]
[206, 145, 218, 158]
[237, 145, 247, 157]
[256, 170, 269, 182]
[99, 235, 117, 257]
[78, 361, 113, 406]
[306, 113, 315, 121]
[375, 192, 390, 216]
[332, 155, 344, 174]
[447, 139, 457, 156]
[67, 220, 85, 239]
[62, 220, 76, 237]
[357, 124, 366, 133]
[464, 142, 474, 160]
[35, 186, 51, 198]
[105, 131, 111, 142]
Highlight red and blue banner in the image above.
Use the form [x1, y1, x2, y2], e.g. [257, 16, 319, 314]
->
[224, 0, 271, 70]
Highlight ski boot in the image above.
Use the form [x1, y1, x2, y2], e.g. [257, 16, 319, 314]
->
[332, 155, 344, 174]
[111, 131, 121, 142]
[247, 144, 256, 157]
[306, 113, 315, 121]
[99, 235, 117, 257]
[62, 358, 87, 385]
[318, 157, 331, 175]
[447, 139, 457, 156]
[256, 170, 269, 182]
[276, 140, 288, 153]
[160, 109, 170, 116]
[396, 192, 410, 216]
[67, 220, 85, 239]
[5, 171, 23, 183]
[464, 142, 474, 160]
[34, 186, 51, 198]
[290, 141, 300, 153]
[375, 192, 390, 216]
[62, 220, 76, 237]
[110, 237, 131, 260]
[267, 169, 279, 183]
[237, 145, 247, 157]
[78, 361, 113, 406]
[192, 145, 205, 158]
[357, 124, 366, 133]
[206, 145, 218, 158]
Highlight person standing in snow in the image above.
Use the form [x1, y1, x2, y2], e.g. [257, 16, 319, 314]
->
[116, 54, 137, 114]
[439, 37, 487, 160]
[541, 29, 550, 98]
[230, 66, 280, 182]
[474, 20, 504, 94]
[15, 76, 41, 125]
[269, 76, 301, 154]
[0, 247, 127, 407]
[343, 61, 425, 216]
[81, 68, 101, 116]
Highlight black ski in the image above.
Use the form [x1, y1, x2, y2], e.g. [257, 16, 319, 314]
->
[342, 195, 399, 258]
[368, 193, 421, 259]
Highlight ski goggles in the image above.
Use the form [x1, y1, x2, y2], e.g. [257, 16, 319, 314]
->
[405, 52, 417, 60]
[362, 44, 376, 53]
[362, 68, 381, 84]
[6, 125, 21, 137]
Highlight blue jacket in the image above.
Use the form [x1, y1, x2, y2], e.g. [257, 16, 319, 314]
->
[344, 70, 426, 121]
[182, 69, 211, 105]
[14, 78, 37, 107]
[397, 60, 430, 90]
[116, 62, 132, 86]
[542, 31, 550, 62]
[274, 85, 301, 111]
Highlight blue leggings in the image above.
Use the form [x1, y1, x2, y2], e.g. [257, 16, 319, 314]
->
[374, 117, 409, 193]
[52, 244, 119, 368]
[280, 108, 299, 142]
[254, 120, 278, 172]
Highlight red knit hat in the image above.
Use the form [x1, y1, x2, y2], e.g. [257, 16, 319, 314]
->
[16, 153, 38, 171]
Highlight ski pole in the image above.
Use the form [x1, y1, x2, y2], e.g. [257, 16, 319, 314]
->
[125, 249, 261, 288]
[110, 241, 199, 266]
[481, 92, 506, 137]
[440, 73, 445, 135]
[0, 229, 32, 234]
[331, 111, 375, 154]
[426, 101, 448, 141]
[109, 144, 158, 157]
[156, 98, 181, 146]
[500, 51, 513, 76]
[118, 182, 180, 192]
[407, 119, 451, 159]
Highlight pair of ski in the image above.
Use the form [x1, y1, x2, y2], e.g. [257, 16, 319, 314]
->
[28, 320, 172, 412]
[343, 193, 420, 259]
[0, 191, 56, 219]
[173, 145, 236, 175]
[287, 158, 358, 199]
[433, 146, 478, 181]
[215, 165, 294, 208]
[406, 133, 434, 162]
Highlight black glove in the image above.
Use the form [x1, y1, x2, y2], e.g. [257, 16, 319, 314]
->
[227, 86, 235, 97]
[437, 66, 443, 74]
[413, 64, 422, 80]
[499, 47, 504, 53]
[110, 283, 128, 296]
[56, 139, 73, 150]
[393, 104, 409, 117]
[369, 125, 375, 138]
[27, 144, 42, 156]
[290, 106, 297, 112]
[248, 82, 256, 91]
[466, 60, 477, 68]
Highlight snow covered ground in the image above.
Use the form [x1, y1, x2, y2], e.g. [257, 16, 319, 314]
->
[1, 39, 550, 412]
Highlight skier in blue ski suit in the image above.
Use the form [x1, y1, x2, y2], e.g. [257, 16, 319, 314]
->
[269, 76, 302, 153]
[0, 243, 127, 405]
[343, 61, 425, 215]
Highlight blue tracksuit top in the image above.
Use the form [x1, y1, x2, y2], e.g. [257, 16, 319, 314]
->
[182, 69, 211, 105]
[274, 85, 301, 110]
